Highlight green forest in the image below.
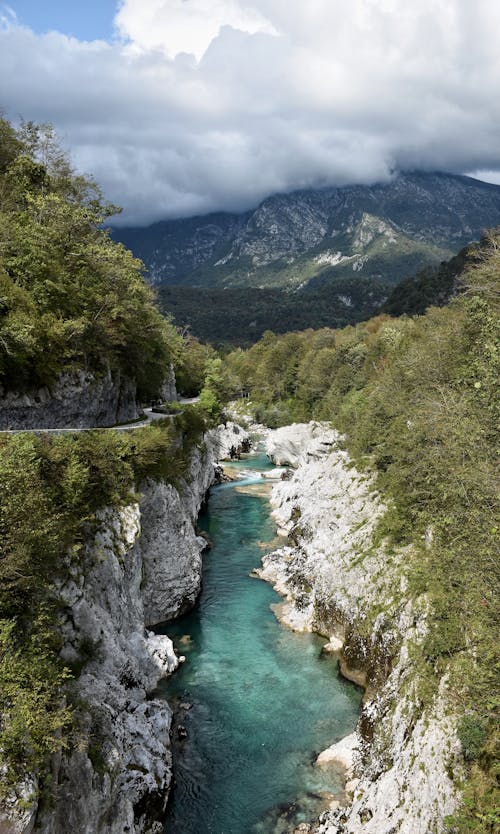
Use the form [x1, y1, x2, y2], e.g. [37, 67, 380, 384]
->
[159, 278, 389, 348]
[0, 117, 183, 399]
[158, 241, 473, 348]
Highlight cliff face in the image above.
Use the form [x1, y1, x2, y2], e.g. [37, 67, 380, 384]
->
[0, 423, 249, 834]
[159, 365, 178, 403]
[261, 423, 461, 834]
[138, 440, 220, 626]
[36, 500, 178, 834]
[0, 368, 138, 430]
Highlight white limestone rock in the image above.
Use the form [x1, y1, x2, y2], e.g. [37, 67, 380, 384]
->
[259, 422, 461, 834]
[316, 733, 358, 772]
[210, 421, 251, 461]
[266, 422, 337, 467]
[323, 636, 343, 653]
[0, 776, 37, 834]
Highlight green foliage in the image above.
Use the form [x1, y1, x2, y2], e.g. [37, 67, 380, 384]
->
[174, 335, 216, 396]
[127, 420, 183, 483]
[158, 400, 184, 413]
[224, 232, 500, 829]
[458, 715, 489, 762]
[0, 117, 182, 398]
[0, 616, 72, 788]
[197, 357, 237, 424]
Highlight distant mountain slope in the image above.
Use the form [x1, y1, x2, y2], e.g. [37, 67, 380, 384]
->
[381, 232, 493, 316]
[382, 249, 468, 316]
[159, 278, 389, 347]
[113, 172, 500, 290]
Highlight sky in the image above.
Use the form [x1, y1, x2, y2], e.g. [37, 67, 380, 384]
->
[1, 0, 500, 225]
[1, 1, 118, 41]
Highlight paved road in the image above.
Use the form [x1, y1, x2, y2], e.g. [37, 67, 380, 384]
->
[0, 398, 199, 435]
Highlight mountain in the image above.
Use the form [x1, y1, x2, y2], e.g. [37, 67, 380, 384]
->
[113, 172, 500, 291]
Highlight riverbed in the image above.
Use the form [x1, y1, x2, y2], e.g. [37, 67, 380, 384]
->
[157, 450, 361, 834]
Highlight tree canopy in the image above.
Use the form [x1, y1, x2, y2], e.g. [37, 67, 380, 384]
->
[0, 117, 182, 398]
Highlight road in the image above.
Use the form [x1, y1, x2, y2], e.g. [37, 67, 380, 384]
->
[0, 398, 200, 435]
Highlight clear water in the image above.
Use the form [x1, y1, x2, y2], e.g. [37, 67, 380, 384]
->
[157, 451, 361, 834]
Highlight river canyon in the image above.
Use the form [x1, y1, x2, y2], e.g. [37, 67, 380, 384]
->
[158, 448, 361, 834]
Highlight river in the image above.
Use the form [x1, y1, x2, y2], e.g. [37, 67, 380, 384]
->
[156, 448, 361, 834]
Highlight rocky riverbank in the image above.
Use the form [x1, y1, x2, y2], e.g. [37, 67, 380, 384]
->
[1, 422, 249, 834]
[259, 422, 461, 834]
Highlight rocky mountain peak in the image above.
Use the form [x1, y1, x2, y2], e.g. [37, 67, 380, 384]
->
[113, 172, 500, 290]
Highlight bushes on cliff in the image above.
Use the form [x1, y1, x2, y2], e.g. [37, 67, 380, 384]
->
[0, 117, 182, 398]
[0, 617, 72, 788]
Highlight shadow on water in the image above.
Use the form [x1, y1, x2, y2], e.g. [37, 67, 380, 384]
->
[155, 452, 361, 834]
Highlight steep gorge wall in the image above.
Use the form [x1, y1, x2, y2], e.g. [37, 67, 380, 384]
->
[1, 423, 248, 834]
[261, 423, 461, 834]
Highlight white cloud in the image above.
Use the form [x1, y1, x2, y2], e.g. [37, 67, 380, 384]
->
[1, 0, 500, 224]
[469, 170, 500, 187]
[115, 0, 278, 60]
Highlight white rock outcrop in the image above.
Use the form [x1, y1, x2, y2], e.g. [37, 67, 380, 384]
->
[316, 733, 358, 771]
[213, 421, 251, 461]
[32, 498, 177, 834]
[260, 423, 460, 834]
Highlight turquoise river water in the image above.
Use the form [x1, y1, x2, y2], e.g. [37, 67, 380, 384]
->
[157, 450, 361, 834]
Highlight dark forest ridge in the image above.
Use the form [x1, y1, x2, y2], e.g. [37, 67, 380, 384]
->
[113, 172, 500, 292]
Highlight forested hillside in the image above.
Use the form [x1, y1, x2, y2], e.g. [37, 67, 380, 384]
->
[381, 241, 477, 316]
[221, 233, 500, 832]
[159, 278, 389, 348]
[0, 118, 181, 399]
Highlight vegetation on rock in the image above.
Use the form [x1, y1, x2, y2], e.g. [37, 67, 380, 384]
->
[0, 407, 209, 795]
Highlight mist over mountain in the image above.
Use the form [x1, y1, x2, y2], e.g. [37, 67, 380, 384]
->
[113, 172, 500, 293]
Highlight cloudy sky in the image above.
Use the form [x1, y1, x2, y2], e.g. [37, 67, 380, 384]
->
[1, 0, 500, 225]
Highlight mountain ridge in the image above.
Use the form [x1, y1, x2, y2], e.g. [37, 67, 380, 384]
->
[113, 172, 500, 291]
